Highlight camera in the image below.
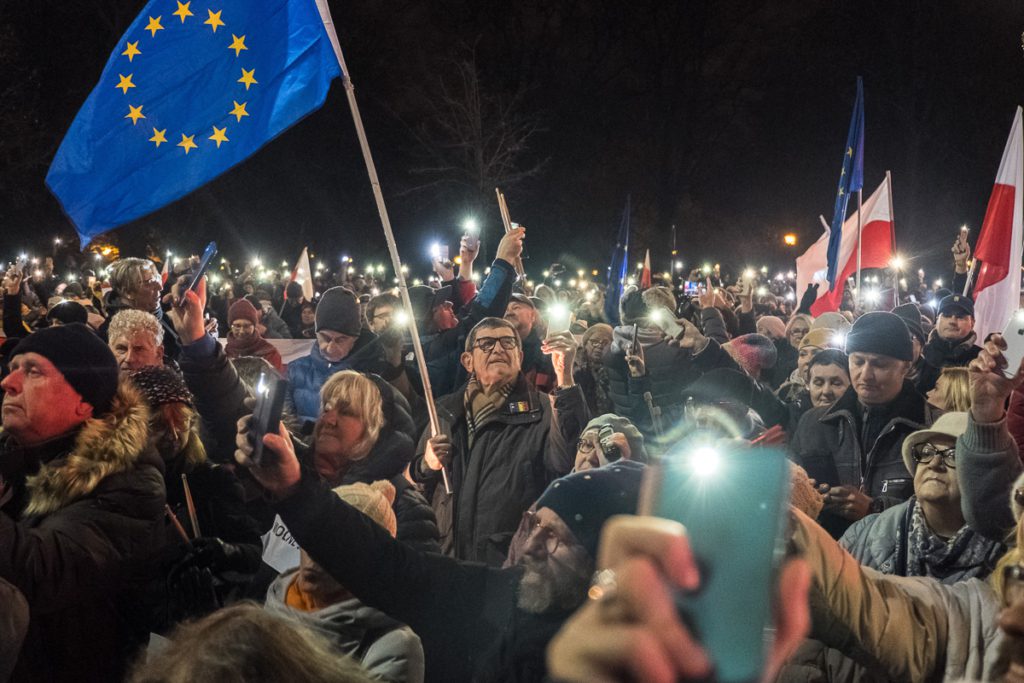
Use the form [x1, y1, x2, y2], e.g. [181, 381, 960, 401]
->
[597, 425, 621, 462]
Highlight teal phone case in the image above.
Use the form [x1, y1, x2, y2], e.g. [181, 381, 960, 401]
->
[650, 446, 791, 683]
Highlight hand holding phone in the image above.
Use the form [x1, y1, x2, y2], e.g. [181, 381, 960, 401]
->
[188, 241, 218, 292]
[250, 373, 287, 466]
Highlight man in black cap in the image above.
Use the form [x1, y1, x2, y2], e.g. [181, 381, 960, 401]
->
[790, 311, 941, 539]
[0, 324, 165, 680]
[505, 292, 556, 392]
[917, 294, 981, 393]
[892, 301, 929, 386]
[235, 420, 643, 683]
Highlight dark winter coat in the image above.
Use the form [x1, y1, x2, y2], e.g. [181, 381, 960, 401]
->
[99, 293, 182, 362]
[178, 333, 251, 464]
[789, 381, 941, 538]
[276, 473, 573, 682]
[603, 325, 739, 438]
[0, 382, 166, 683]
[916, 329, 981, 393]
[411, 375, 586, 565]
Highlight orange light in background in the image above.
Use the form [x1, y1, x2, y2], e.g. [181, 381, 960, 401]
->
[783, 233, 797, 246]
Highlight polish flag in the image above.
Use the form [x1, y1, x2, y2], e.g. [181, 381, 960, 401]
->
[287, 247, 315, 301]
[640, 249, 652, 289]
[971, 107, 1023, 344]
[160, 255, 171, 286]
[796, 176, 894, 316]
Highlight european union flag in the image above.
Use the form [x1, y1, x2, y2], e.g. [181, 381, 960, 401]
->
[604, 195, 631, 325]
[825, 76, 865, 290]
[46, 0, 341, 245]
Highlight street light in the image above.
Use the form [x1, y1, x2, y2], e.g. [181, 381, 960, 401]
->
[783, 233, 797, 246]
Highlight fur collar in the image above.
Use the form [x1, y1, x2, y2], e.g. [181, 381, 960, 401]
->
[25, 381, 151, 517]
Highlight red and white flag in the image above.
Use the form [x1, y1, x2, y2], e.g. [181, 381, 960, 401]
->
[640, 249, 652, 289]
[972, 107, 1023, 344]
[160, 255, 171, 286]
[796, 176, 894, 316]
[287, 247, 315, 301]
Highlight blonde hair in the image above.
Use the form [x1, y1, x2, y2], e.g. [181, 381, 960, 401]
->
[130, 603, 372, 683]
[109, 309, 164, 346]
[319, 371, 383, 459]
[935, 367, 971, 412]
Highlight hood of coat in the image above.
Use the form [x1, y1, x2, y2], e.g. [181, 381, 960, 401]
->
[25, 380, 151, 516]
[342, 375, 417, 483]
[266, 568, 407, 645]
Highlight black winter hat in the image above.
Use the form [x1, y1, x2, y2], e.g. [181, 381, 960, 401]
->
[408, 285, 453, 322]
[891, 303, 926, 345]
[46, 300, 88, 326]
[845, 311, 914, 361]
[9, 324, 119, 415]
[534, 461, 644, 558]
[315, 287, 361, 336]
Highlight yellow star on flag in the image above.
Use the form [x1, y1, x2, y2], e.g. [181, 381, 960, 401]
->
[149, 128, 167, 147]
[209, 126, 229, 148]
[122, 41, 141, 62]
[115, 73, 136, 94]
[145, 16, 164, 37]
[838, 187, 844, 196]
[229, 100, 249, 122]
[178, 133, 198, 154]
[173, 1, 194, 22]
[846, 146, 853, 157]
[238, 68, 257, 90]
[840, 167, 846, 176]
[228, 34, 248, 57]
[125, 105, 146, 125]
[204, 9, 225, 33]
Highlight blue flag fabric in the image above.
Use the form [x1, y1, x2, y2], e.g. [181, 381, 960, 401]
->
[46, 0, 342, 245]
[825, 77, 865, 290]
[604, 195, 631, 325]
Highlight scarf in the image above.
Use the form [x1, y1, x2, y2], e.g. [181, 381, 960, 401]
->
[579, 358, 613, 415]
[893, 500, 1004, 582]
[464, 375, 515, 447]
[225, 330, 276, 360]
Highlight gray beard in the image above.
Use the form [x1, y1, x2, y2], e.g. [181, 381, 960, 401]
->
[516, 557, 591, 614]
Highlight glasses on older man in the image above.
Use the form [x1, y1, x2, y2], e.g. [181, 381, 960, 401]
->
[521, 510, 563, 555]
[472, 336, 518, 353]
[912, 443, 956, 469]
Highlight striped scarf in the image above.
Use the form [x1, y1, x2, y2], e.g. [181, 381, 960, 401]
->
[464, 375, 515, 447]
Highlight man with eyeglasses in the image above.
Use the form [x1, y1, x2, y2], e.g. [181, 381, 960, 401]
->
[411, 316, 588, 566]
[573, 414, 648, 472]
[236, 430, 642, 682]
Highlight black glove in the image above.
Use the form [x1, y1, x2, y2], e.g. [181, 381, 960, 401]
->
[191, 536, 249, 573]
[798, 283, 819, 314]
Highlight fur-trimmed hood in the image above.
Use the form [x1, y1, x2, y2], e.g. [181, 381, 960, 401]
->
[25, 380, 152, 516]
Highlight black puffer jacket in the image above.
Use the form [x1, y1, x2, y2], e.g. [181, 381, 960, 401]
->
[789, 381, 941, 538]
[603, 324, 739, 438]
[0, 382, 166, 683]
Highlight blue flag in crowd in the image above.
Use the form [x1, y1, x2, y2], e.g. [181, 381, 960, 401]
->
[46, 0, 342, 245]
[825, 77, 865, 290]
[604, 195, 631, 325]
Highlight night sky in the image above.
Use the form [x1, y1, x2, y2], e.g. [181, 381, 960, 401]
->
[2, 1, 1024, 280]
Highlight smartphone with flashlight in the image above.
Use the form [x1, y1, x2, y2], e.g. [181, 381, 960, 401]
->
[648, 307, 685, 339]
[545, 303, 572, 339]
[1000, 310, 1024, 379]
[250, 372, 287, 466]
[188, 241, 218, 292]
[640, 445, 791, 683]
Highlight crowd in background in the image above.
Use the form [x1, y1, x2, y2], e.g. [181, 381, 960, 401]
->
[4, 228, 1024, 682]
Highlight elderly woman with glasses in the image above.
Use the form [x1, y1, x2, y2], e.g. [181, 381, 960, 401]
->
[225, 299, 283, 372]
[776, 333, 1024, 682]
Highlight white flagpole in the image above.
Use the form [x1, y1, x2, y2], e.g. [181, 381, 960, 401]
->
[886, 171, 897, 307]
[855, 189, 863, 309]
[316, 1, 450, 494]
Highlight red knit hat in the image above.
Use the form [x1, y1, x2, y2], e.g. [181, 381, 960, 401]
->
[228, 298, 260, 326]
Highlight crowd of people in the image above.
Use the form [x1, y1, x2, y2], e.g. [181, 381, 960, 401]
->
[3, 228, 1024, 682]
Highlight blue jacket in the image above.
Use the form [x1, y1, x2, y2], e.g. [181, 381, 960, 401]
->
[286, 329, 385, 425]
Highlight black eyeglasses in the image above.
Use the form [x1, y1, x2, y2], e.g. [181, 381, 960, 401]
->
[522, 510, 562, 555]
[473, 336, 518, 353]
[912, 443, 956, 469]
[576, 436, 597, 453]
